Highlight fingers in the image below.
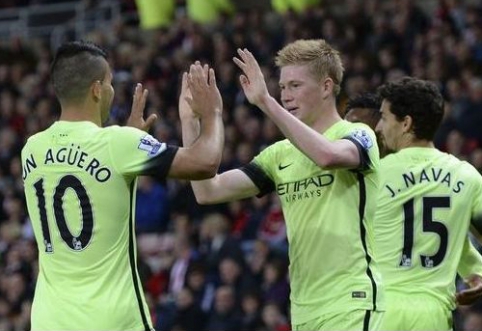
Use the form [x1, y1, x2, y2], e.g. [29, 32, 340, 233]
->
[203, 64, 209, 80]
[188, 61, 219, 89]
[181, 72, 188, 93]
[239, 74, 249, 86]
[133, 83, 148, 111]
[145, 113, 158, 128]
[234, 48, 254, 65]
[456, 286, 482, 305]
[140, 88, 148, 109]
[208, 68, 217, 88]
[185, 96, 193, 108]
[233, 56, 245, 70]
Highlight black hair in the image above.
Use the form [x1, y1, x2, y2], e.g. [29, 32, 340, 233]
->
[377, 77, 444, 141]
[50, 40, 108, 103]
[345, 92, 381, 117]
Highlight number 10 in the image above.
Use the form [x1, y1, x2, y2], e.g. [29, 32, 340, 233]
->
[33, 175, 94, 253]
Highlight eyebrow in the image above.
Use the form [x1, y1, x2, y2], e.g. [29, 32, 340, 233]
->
[279, 80, 302, 86]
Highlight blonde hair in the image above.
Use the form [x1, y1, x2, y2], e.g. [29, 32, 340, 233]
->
[275, 39, 344, 95]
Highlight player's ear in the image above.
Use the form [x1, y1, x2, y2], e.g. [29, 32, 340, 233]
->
[91, 80, 102, 101]
[321, 77, 334, 99]
[402, 115, 414, 134]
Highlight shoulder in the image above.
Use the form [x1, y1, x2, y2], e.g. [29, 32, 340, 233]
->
[435, 150, 478, 175]
[101, 125, 157, 144]
[454, 158, 482, 181]
[101, 125, 143, 136]
[256, 139, 291, 156]
[380, 152, 399, 166]
[341, 121, 376, 148]
[24, 131, 43, 144]
[339, 120, 374, 135]
[267, 138, 291, 151]
[23, 130, 48, 152]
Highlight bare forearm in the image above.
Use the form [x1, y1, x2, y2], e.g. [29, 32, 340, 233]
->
[181, 116, 200, 147]
[192, 169, 260, 205]
[188, 114, 224, 203]
[190, 112, 224, 172]
[191, 177, 221, 204]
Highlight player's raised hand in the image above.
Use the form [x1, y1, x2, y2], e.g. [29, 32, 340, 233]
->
[127, 83, 158, 131]
[179, 72, 197, 121]
[186, 61, 222, 118]
[456, 274, 482, 305]
[233, 48, 270, 108]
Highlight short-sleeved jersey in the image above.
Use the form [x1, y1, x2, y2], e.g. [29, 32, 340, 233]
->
[457, 236, 482, 280]
[373, 147, 482, 310]
[21, 121, 178, 331]
[241, 120, 384, 325]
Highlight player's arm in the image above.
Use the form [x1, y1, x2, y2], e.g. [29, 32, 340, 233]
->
[120, 63, 222, 181]
[456, 236, 482, 305]
[192, 169, 261, 204]
[178, 66, 264, 203]
[457, 170, 482, 305]
[458, 236, 482, 279]
[233, 48, 360, 169]
[255, 95, 360, 169]
[469, 169, 482, 242]
[168, 62, 224, 180]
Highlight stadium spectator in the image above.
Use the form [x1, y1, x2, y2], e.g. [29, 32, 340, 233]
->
[2, 0, 482, 329]
[206, 285, 242, 331]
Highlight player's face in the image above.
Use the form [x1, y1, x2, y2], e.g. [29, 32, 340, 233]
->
[279, 65, 324, 126]
[99, 63, 114, 124]
[376, 100, 404, 152]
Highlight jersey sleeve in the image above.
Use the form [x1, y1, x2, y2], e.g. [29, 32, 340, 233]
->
[239, 145, 275, 197]
[457, 236, 482, 280]
[469, 168, 482, 236]
[342, 124, 379, 172]
[107, 126, 178, 179]
[21, 142, 32, 182]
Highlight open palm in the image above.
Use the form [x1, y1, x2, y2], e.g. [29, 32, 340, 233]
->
[233, 48, 270, 108]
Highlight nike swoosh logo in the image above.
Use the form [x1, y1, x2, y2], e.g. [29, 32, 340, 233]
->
[278, 163, 292, 170]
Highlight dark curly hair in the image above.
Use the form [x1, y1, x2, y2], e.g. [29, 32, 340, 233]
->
[377, 77, 444, 141]
[51, 40, 108, 103]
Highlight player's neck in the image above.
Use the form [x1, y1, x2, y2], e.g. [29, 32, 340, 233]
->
[311, 106, 342, 133]
[60, 102, 102, 126]
[402, 139, 434, 149]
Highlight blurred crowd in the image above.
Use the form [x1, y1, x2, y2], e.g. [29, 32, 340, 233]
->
[1, 0, 482, 330]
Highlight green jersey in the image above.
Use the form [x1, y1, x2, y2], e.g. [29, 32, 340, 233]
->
[374, 147, 482, 310]
[21, 121, 178, 331]
[458, 236, 482, 280]
[241, 120, 384, 324]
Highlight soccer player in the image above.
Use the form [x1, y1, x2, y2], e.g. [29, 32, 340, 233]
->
[344, 93, 386, 158]
[344, 93, 381, 131]
[373, 77, 482, 330]
[344, 91, 482, 310]
[21, 41, 224, 331]
[182, 39, 384, 330]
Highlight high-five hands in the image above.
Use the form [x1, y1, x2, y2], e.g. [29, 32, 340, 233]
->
[233, 48, 270, 108]
[126, 83, 158, 131]
[184, 61, 222, 118]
